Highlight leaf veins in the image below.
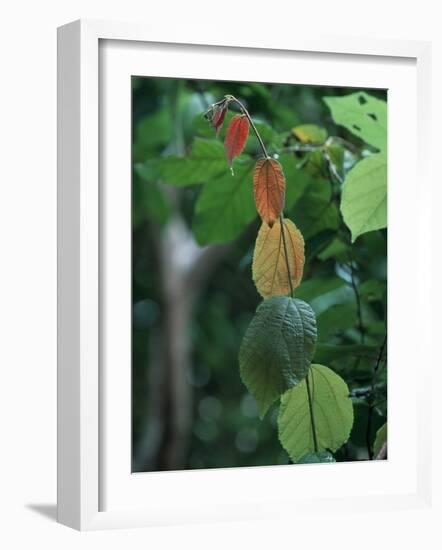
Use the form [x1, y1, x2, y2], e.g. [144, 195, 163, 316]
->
[224, 114, 250, 167]
[252, 218, 305, 299]
[253, 158, 286, 227]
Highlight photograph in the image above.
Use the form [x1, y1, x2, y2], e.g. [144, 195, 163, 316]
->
[131, 76, 388, 473]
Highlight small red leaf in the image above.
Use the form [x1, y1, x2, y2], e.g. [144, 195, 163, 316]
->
[212, 105, 227, 136]
[224, 115, 250, 167]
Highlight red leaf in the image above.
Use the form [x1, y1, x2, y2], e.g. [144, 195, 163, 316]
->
[212, 105, 227, 136]
[224, 115, 250, 167]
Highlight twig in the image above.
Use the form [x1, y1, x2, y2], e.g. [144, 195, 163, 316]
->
[225, 95, 269, 159]
[306, 373, 319, 452]
[279, 215, 294, 297]
[223, 96, 322, 453]
[366, 335, 387, 459]
[349, 262, 365, 343]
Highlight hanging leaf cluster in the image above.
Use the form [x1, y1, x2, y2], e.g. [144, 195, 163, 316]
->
[205, 95, 355, 463]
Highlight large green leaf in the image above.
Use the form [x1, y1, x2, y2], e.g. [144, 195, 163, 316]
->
[323, 92, 387, 152]
[239, 296, 317, 418]
[278, 364, 353, 462]
[136, 138, 227, 187]
[192, 161, 256, 244]
[341, 153, 387, 242]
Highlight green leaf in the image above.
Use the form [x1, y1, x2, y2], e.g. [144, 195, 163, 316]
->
[360, 279, 387, 303]
[278, 364, 354, 462]
[316, 303, 357, 341]
[294, 276, 345, 303]
[295, 277, 354, 317]
[323, 92, 387, 152]
[314, 343, 378, 364]
[279, 155, 314, 210]
[239, 296, 317, 418]
[341, 153, 387, 242]
[133, 176, 171, 227]
[136, 138, 227, 187]
[373, 422, 387, 457]
[292, 124, 328, 145]
[133, 106, 173, 161]
[304, 230, 336, 263]
[288, 178, 340, 239]
[317, 237, 349, 262]
[192, 161, 256, 244]
[298, 451, 336, 464]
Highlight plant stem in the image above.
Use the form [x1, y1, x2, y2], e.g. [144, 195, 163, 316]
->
[225, 95, 269, 159]
[224, 96, 321, 453]
[349, 262, 365, 344]
[306, 373, 319, 452]
[366, 334, 387, 459]
[279, 214, 294, 297]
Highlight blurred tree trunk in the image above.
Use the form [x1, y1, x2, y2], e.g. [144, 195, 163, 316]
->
[133, 216, 229, 471]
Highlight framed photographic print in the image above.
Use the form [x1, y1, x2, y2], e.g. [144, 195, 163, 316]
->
[57, 19, 432, 530]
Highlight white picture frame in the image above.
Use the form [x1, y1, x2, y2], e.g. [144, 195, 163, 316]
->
[57, 19, 432, 531]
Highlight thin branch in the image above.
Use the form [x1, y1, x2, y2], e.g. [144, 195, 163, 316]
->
[323, 148, 344, 186]
[279, 215, 294, 297]
[276, 144, 321, 154]
[223, 96, 323, 453]
[349, 262, 365, 343]
[225, 95, 269, 159]
[366, 334, 387, 459]
[306, 374, 319, 453]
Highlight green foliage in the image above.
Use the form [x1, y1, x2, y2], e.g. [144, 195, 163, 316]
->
[288, 178, 340, 239]
[314, 343, 377, 364]
[133, 176, 171, 227]
[192, 161, 256, 244]
[292, 124, 328, 145]
[298, 451, 336, 464]
[239, 297, 317, 418]
[133, 105, 173, 161]
[340, 153, 387, 242]
[323, 92, 387, 152]
[132, 78, 387, 471]
[278, 364, 354, 462]
[324, 92, 387, 242]
[136, 138, 227, 186]
[280, 155, 315, 210]
[373, 422, 387, 457]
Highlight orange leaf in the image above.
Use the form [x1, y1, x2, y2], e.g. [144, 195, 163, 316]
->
[212, 104, 228, 136]
[252, 219, 304, 299]
[253, 158, 286, 227]
[224, 114, 249, 167]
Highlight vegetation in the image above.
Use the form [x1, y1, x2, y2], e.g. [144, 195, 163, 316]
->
[132, 77, 387, 471]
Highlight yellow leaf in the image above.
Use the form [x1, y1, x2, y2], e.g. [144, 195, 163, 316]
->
[292, 124, 328, 145]
[252, 219, 305, 299]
